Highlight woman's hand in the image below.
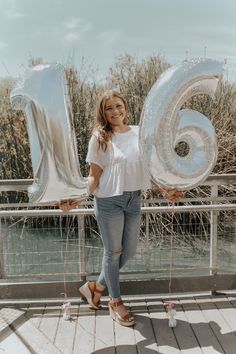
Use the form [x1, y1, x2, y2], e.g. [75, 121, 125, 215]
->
[158, 186, 184, 203]
[59, 198, 84, 212]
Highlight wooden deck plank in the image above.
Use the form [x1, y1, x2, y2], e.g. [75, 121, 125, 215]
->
[0, 330, 32, 354]
[73, 304, 96, 354]
[1, 293, 236, 354]
[94, 305, 115, 354]
[0, 307, 31, 354]
[179, 297, 224, 354]
[16, 317, 62, 353]
[114, 320, 137, 354]
[0, 306, 26, 326]
[114, 298, 138, 354]
[227, 294, 236, 308]
[26, 304, 45, 328]
[131, 299, 159, 354]
[147, 298, 180, 354]
[54, 304, 79, 354]
[211, 295, 236, 334]
[0, 307, 62, 354]
[17, 318, 62, 354]
[196, 296, 236, 354]
[170, 299, 202, 353]
[39, 304, 61, 344]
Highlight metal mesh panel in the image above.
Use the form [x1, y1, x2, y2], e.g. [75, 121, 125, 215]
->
[0, 207, 235, 281]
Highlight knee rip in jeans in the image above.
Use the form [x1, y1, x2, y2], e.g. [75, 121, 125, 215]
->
[115, 248, 122, 255]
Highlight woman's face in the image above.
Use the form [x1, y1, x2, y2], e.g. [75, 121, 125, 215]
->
[103, 96, 126, 129]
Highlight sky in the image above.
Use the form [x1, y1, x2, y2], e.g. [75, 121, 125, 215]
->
[0, 0, 236, 82]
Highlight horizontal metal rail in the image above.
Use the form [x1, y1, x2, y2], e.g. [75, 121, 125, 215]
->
[0, 203, 235, 217]
[0, 174, 236, 191]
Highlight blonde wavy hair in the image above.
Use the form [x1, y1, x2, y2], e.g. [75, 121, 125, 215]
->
[94, 90, 128, 151]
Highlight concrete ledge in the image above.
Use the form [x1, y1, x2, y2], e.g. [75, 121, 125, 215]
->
[0, 274, 236, 300]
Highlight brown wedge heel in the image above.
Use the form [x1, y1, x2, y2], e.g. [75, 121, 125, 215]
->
[79, 281, 105, 309]
[108, 299, 135, 327]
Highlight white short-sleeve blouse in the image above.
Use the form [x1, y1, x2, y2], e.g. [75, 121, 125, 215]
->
[86, 125, 151, 198]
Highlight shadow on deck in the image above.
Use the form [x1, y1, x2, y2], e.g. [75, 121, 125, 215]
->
[1, 292, 236, 354]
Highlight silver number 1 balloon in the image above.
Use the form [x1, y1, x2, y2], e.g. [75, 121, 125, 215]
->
[139, 58, 224, 191]
[10, 63, 87, 203]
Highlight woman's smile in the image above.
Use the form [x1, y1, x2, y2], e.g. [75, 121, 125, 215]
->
[104, 97, 126, 130]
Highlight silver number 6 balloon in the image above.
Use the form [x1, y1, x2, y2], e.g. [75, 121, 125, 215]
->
[139, 58, 224, 191]
[10, 63, 88, 203]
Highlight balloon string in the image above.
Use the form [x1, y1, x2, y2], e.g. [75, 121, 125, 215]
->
[168, 202, 175, 301]
[62, 215, 74, 300]
[60, 202, 89, 302]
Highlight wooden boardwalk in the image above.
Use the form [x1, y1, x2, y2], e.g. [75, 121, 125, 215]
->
[0, 293, 236, 354]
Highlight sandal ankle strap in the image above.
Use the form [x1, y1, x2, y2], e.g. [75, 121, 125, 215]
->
[109, 299, 123, 308]
[90, 282, 105, 294]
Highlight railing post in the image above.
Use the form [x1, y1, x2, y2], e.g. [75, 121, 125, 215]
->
[0, 218, 5, 279]
[78, 214, 86, 282]
[145, 200, 150, 272]
[210, 185, 218, 293]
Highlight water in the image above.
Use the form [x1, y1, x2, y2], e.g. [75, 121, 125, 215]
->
[1, 217, 235, 281]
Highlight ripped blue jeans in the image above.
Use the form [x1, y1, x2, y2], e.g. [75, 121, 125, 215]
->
[94, 190, 141, 298]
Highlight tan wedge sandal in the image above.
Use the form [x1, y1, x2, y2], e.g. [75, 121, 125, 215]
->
[79, 281, 105, 309]
[108, 299, 135, 327]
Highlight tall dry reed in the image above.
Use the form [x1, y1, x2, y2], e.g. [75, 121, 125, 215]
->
[0, 54, 235, 205]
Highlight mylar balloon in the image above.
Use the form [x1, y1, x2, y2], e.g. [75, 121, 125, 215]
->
[139, 58, 223, 191]
[10, 63, 88, 203]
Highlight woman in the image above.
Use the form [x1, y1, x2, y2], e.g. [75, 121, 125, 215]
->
[60, 90, 182, 327]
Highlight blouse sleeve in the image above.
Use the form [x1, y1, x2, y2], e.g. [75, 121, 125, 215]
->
[86, 134, 107, 169]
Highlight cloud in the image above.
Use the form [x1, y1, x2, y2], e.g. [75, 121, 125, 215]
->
[62, 17, 92, 43]
[64, 32, 81, 42]
[0, 41, 8, 49]
[97, 30, 121, 45]
[203, 24, 236, 36]
[63, 17, 91, 31]
[5, 9, 25, 19]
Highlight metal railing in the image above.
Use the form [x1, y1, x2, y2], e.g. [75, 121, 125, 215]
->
[0, 174, 235, 299]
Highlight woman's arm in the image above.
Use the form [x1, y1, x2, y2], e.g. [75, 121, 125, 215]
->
[59, 163, 103, 211]
[87, 162, 103, 195]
